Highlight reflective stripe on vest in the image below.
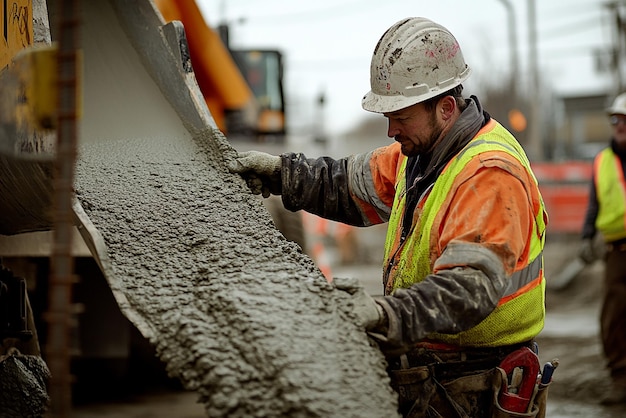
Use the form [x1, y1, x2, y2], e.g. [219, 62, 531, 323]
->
[594, 148, 626, 242]
[382, 121, 546, 347]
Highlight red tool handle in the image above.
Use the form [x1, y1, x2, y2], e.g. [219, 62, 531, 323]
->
[497, 347, 540, 413]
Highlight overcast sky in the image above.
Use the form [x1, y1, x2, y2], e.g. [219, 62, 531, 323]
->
[197, 0, 616, 135]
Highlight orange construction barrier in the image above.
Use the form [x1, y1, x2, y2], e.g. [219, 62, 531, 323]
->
[531, 161, 592, 234]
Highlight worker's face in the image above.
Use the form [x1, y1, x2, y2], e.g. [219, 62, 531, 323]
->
[384, 102, 444, 157]
[611, 113, 626, 149]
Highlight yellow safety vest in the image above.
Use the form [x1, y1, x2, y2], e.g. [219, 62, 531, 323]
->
[383, 122, 546, 347]
[594, 148, 626, 242]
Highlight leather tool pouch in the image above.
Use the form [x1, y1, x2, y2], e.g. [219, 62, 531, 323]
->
[491, 367, 550, 418]
[389, 365, 435, 418]
[531, 382, 550, 418]
[435, 368, 495, 417]
[387, 350, 551, 418]
[390, 366, 497, 418]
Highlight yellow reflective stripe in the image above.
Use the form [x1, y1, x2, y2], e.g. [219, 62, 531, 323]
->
[455, 137, 546, 261]
[430, 281, 545, 347]
[503, 253, 542, 298]
[383, 158, 407, 267]
[456, 138, 528, 165]
[348, 152, 393, 224]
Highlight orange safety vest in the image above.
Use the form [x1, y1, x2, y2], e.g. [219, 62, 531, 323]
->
[379, 120, 547, 347]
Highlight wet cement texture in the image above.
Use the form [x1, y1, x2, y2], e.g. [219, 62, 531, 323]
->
[73, 128, 399, 417]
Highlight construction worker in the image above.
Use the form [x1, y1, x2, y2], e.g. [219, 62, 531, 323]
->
[229, 17, 548, 417]
[579, 92, 626, 405]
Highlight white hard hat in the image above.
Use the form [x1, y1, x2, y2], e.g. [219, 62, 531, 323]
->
[362, 17, 471, 114]
[606, 92, 626, 116]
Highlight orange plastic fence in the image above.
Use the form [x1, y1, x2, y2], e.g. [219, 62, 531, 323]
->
[531, 161, 593, 234]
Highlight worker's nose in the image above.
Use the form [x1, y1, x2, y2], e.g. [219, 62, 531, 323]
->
[387, 121, 400, 138]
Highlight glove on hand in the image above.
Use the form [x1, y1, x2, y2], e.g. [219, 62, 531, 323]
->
[579, 238, 596, 264]
[333, 277, 384, 331]
[228, 150, 282, 197]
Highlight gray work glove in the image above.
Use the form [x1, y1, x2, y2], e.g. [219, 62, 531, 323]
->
[333, 277, 385, 331]
[228, 150, 282, 197]
[579, 238, 596, 264]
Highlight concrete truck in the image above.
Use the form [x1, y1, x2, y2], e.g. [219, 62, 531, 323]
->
[0, 0, 283, 403]
[0, 0, 400, 415]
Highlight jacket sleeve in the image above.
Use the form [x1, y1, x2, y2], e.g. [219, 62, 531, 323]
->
[372, 160, 538, 350]
[374, 245, 505, 352]
[279, 144, 400, 226]
[581, 169, 598, 240]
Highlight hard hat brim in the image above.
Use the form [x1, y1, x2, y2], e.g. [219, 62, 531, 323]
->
[361, 90, 425, 114]
[606, 93, 626, 116]
[606, 107, 626, 116]
[362, 67, 471, 114]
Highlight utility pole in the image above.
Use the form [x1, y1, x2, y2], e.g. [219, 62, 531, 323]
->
[47, 0, 80, 415]
[527, 0, 543, 161]
[606, 1, 626, 91]
[497, 0, 519, 97]
[313, 91, 328, 147]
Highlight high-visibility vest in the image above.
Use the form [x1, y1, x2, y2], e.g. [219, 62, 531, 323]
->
[383, 120, 547, 347]
[593, 148, 626, 242]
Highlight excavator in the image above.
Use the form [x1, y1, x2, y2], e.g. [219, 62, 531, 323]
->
[0, 0, 397, 416]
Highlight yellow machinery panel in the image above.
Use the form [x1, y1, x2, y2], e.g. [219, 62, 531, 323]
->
[1, 0, 33, 69]
[13, 44, 58, 130]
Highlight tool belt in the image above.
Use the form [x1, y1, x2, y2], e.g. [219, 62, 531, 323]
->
[386, 342, 552, 418]
[606, 237, 626, 252]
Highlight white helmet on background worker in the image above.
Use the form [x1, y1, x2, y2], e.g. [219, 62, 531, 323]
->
[606, 92, 626, 116]
[362, 17, 471, 114]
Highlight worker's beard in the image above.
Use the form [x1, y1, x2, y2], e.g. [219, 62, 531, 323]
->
[399, 109, 444, 157]
[423, 119, 445, 155]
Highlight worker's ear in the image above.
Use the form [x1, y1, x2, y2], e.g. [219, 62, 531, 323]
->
[438, 96, 456, 121]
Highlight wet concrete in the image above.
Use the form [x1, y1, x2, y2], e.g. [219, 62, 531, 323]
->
[75, 132, 400, 417]
[68, 257, 626, 418]
[71, 1, 399, 416]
